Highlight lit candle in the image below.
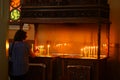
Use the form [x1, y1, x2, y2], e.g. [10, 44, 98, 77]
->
[91, 46, 93, 56]
[31, 44, 34, 53]
[95, 46, 98, 56]
[80, 48, 84, 57]
[88, 46, 91, 57]
[84, 47, 86, 57]
[39, 45, 44, 55]
[47, 44, 50, 56]
[93, 46, 96, 56]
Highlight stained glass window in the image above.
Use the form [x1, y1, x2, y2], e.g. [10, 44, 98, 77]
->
[10, 0, 21, 23]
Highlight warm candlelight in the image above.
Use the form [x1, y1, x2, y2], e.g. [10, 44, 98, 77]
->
[31, 43, 34, 53]
[47, 44, 50, 56]
[6, 40, 9, 56]
[40, 45, 44, 55]
[35, 45, 45, 56]
[80, 48, 84, 56]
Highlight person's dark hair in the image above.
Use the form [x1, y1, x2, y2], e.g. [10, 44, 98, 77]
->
[14, 29, 27, 41]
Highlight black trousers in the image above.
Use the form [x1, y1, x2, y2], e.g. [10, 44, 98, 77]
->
[10, 73, 27, 80]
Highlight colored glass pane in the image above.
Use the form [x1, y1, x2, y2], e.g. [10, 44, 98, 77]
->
[10, 6, 13, 11]
[10, 0, 20, 8]
[10, 9, 20, 20]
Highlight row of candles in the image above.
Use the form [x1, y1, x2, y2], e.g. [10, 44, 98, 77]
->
[5, 40, 108, 58]
[80, 46, 98, 57]
[34, 44, 50, 56]
[33, 43, 108, 57]
[33, 43, 70, 56]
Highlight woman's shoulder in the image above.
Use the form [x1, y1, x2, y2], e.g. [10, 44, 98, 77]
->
[14, 41, 26, 47]
[13, 41, 30, 48]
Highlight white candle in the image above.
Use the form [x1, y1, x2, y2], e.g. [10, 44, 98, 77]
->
[80, 48, 84, 57]
[31, 44, 34, 52]
[47, 44, 50, 56]
[39, 45, 44, 55]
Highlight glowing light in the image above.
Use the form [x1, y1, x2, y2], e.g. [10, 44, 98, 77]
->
[47, 45, 50, 56]
[6, 40, 9, 56]
[80, 45, 98, 57]
[11, 0, 20, 8]
[36, 45, 44, 50]
[10, 9, 20, 20]
[35, 45, 45, 56]
[103, 44, 107, 47]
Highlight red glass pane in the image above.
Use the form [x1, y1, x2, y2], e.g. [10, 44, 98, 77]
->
[10, 0, 20, 8]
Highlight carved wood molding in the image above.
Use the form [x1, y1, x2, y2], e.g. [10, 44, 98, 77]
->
[21, 5, 109, 19]
[21, 0, 110, 23]
[22, 0, 108, 6]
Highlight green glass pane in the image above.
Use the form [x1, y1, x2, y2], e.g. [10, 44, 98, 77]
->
[10, 9, 20, 20]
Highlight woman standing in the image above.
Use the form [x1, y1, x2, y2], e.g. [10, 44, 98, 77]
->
[9, 29, 34, 80]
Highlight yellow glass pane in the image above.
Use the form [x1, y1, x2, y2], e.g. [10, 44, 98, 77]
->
[10, 0, 20, 8]
[10, 9, 20, 20]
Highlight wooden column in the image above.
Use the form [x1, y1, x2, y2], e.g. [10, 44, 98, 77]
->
[97, 22, 101, 59]
[0, 0, 9, 80]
